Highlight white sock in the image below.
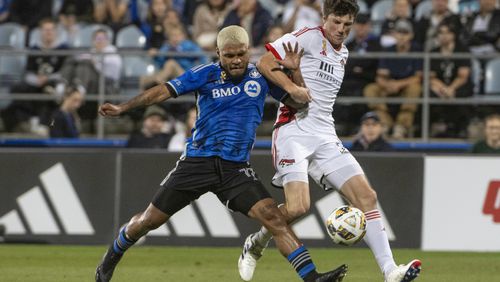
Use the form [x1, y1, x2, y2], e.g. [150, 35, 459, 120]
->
[364, 209, 397, 277]
[252, 226, 272, 246]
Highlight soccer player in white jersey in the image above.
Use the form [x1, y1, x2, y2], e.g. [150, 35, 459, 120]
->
[238, 0, 422, 282]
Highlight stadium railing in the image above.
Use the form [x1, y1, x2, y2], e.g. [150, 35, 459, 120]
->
[0, 49, 499, 142]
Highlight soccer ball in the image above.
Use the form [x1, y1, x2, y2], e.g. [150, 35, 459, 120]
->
[325, 205, 366, 246]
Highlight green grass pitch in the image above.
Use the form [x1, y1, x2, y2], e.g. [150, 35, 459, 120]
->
[0, 245, 499, 281]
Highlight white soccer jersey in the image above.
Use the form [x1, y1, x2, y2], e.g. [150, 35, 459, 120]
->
[266, 26, 348, 133]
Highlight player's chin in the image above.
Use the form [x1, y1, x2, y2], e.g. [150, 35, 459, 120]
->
[229, 69, 245, 79]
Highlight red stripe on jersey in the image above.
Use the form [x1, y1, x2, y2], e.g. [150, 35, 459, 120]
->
[271, 127, 280, 170]
[275, 105, 297, 128]
[265, 43, 283, 60]
[292, 26, 323, 37]
[318, 26, 326, 37]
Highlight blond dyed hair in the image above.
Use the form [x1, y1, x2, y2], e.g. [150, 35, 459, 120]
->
[217, 25, 249, 49]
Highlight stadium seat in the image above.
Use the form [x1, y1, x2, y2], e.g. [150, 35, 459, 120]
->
[121, 56, 156, 96]
[28, 25, 69, 47]
[73, 24, 114, 48]
[470, 58, 482, 95]
[116, 25, 146, 49]
[485, 58, 500, 95]
[358, 0, 369, 14]
[415, 0, 432, 21]
[0, 55, 26, 109]
[0, 55, 26, 77]
[370, 0, 393, 22]
[0, 23, 25, 49]
[122, 56, 155, 77]
[258, 0, 284, 18]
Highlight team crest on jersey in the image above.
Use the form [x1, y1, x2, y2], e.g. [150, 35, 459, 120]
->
[249, 69, 261, 78]
[244, 80, 261, 97]
[220, 71, 227, 81]
[279, 158, 295, 167]
[320, 39, 327, 56]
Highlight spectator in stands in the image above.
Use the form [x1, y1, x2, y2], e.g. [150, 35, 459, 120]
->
[462, 0, 500, 54]
[250, 24, 285, 63]
[429, 22, 473, 138]
[140, 25, 207, 90]
[163, 8, 184, 32]
[192, 0, 232, 51]
[138, 0, 171, 50]
[127, 105, 173, 148]
[94, 0, 130, 32]
[168, 106, 197, 151]
[0, 0, 11, 23]
[9, 0, 53, 30]
[59, 0, 95, 23]
[129, 0, 154, 29]
[281, 0, 322, 33]
[351, 111, 393, 151]
[60, 28, 122, 95]
[335, 13, 380, 136]
[470, 113, 500, 153]
[1, 18, 69, 132]
[48, 86, 84, 138]
[58, 4, 84, 47]
[59, 28, 121, 126]
[342, 13, 381, 97]
[58, 1, 95, 46]
[379, 0, 414, 47]
[413, 0, 462, 51]
[222, 0, 274, 47]
[461, 0, 499, 94]
[363, 19, 422, 139]
[182, 0, 203, 26]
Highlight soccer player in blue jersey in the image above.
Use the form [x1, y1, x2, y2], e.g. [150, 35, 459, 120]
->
[95, 25, 347, 282]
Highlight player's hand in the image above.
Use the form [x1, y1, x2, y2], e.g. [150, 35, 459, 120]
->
[288, 85, 312, 104]
[276, 42, 304, 72]
[98, 103, 123, 117]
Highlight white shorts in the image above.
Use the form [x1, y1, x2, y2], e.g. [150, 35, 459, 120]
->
[271, 123, 364, 190]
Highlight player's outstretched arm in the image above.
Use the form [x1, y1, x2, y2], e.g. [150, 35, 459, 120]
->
[257, 51, 312, 104]
[99, 83, 172, 117]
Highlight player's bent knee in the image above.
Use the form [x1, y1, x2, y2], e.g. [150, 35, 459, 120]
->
[264, 213, 288, 234]
[254, 201, 288, 231]
[286, 205, 309, 220]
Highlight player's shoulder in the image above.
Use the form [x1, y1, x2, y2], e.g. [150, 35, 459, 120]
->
[185, 62, 223, 82]
[291, 26, 325, 39]
[246, 63, 269, 84]
[247, 63, 262, 78]
[190, 62, 219, 74]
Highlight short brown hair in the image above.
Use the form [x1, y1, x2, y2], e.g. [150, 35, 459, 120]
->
[323, 0, 359, 18]
[485, 113, 500, 123]
[39, 18, 56, 28]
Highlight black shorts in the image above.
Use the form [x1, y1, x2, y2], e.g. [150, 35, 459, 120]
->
[151, 157, 271, 216]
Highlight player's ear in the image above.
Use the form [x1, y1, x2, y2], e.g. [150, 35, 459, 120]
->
[216, 47, 220, 58]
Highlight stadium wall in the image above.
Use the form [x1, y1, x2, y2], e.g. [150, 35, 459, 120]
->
[0, 150, 498, 251]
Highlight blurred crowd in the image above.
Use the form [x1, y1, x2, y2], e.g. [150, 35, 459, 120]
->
[0, 0, 498, 149]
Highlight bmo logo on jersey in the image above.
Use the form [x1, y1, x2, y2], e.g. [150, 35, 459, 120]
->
[212, 86, 242, 98]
